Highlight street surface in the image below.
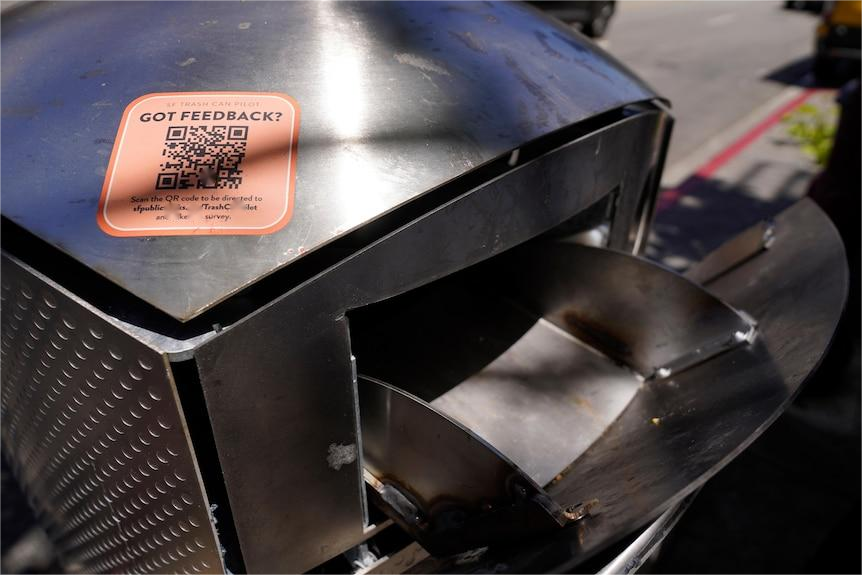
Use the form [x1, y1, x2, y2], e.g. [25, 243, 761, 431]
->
[603, 0, 818, 170]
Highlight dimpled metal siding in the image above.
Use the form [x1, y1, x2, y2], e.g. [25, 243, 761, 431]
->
[1, 255, 223, 574]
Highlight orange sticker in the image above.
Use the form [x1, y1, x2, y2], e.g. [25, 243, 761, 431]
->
[98, 92, 299, 237]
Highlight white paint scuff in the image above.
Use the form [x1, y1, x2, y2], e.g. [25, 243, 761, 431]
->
[394, 53, 450, 77]
[327, 443, 357, 471]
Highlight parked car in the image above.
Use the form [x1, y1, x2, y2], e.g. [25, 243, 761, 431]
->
[530, 1, 616, 38]
[814, 0, 862, 82]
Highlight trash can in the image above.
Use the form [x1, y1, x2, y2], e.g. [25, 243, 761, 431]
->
[0, 2, 847, 573]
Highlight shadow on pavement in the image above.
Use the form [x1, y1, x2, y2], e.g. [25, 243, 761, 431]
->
[763, 55, 817, 87]
[762, 52, 861, 89]
[646, 165, 806, 270]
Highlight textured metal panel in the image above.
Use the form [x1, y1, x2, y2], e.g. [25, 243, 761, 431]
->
[0, 254, 223, 574]
[1, 0, 658, 320]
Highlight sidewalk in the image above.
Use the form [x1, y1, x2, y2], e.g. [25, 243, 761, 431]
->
[646, 87, 833, 271]
[645, 86, 861, 574]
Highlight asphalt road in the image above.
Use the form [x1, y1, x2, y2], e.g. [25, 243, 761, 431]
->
[601, 0, 820, 170]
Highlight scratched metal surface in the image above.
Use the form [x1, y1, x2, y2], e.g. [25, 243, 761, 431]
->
[0, 1, 657, 321]
[0, 254, 223, 574]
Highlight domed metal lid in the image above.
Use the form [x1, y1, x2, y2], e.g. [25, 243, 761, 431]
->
[1, 1, 657, 321]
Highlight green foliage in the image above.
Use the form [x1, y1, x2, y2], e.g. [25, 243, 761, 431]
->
[782, 103, 837, 166]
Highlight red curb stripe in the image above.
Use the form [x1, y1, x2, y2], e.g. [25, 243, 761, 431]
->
[657, 88, 820, 213]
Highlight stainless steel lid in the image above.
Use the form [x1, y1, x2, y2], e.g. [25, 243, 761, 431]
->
[1, 1, 657, 321]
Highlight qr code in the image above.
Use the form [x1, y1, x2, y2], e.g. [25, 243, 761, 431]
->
[155, 125, 248, 190]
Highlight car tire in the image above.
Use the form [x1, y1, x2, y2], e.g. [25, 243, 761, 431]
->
[583, 2, 613, 38]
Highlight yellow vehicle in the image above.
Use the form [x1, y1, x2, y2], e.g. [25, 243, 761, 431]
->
[815, 0, 862, 81]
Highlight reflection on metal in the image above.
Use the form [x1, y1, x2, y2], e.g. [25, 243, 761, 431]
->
[562, 498, 600, 522]
[686, 219, 776, 285]
[0, 256, 223, 574]
[597, 490, 698, 575]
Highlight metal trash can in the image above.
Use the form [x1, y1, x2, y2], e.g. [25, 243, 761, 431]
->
[1, 2, 847, 574]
